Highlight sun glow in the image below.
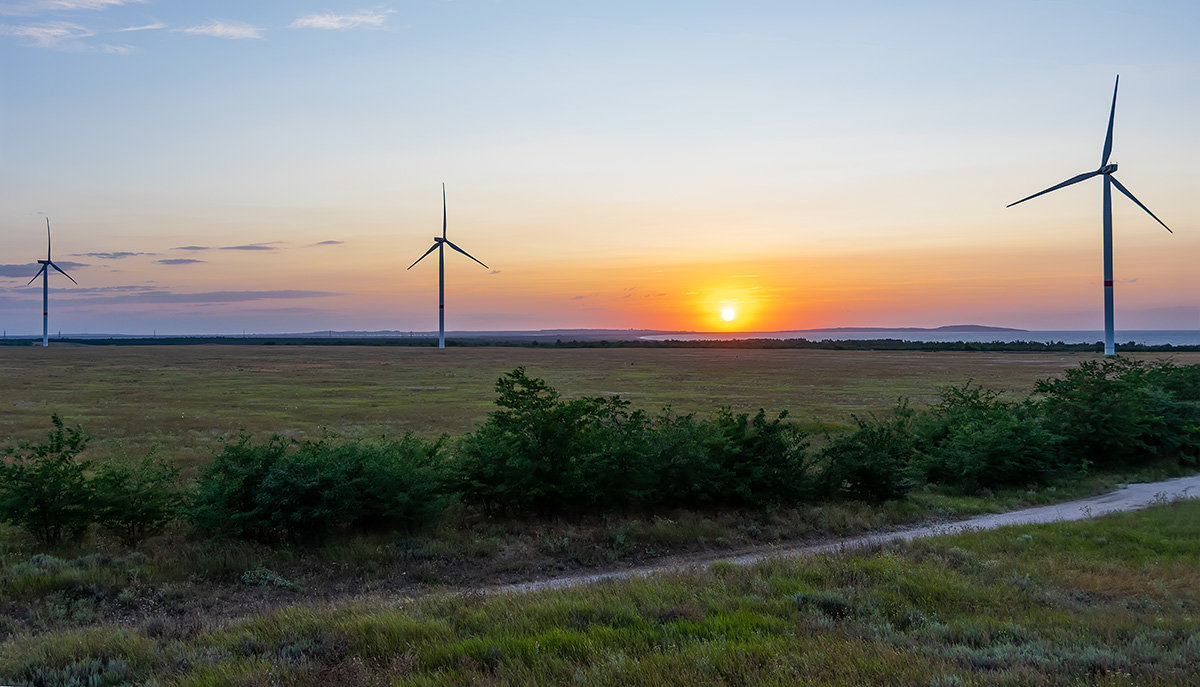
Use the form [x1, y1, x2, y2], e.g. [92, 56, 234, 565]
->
[720, 306, 737, 322]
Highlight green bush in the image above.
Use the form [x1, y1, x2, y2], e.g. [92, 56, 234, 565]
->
[914, 383, 1064, 491]
[189, 434, 447, 542]
[0, 415, 94, 545]
[1034, 358, 1168, 469]
[817, 402, 916, 502]
[455, 369, 815, 514]
[91, 454, 183, 546]
[709, 408, 813, 505]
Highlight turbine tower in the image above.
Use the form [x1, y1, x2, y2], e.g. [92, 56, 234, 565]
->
[407, 184, 488, 349]
[1008, 75, 1172, 356]
[27, 218, 77, 348]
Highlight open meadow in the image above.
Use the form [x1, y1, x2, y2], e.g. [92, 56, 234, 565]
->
[5, 345, 1192, 471]
[3, 345, 1199, 686]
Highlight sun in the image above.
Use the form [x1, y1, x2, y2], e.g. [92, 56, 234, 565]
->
[720, 306, 737, 322]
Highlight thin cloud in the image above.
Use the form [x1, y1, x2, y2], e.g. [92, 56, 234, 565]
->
[74, 251, 153, 259]
[176, 20, 263, 40]
[0, 0, 142, 14]
[489, 270, 501, 275]
[289, 10, 390, 30]
[220, 244, 278, 251]
[0, 21, 93, 47]
[173, 245, 211, 251]
[0, 289, 342, 305]
[156, 258, 205, 265]
[115, 20, 163, 32]
[310, 240, 344, 246]
[100, 42, 132, 53]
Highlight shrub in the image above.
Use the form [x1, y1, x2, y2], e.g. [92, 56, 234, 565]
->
[914, 383, 1064, 491]
[0, 415, 94, 545]
[710, 408, 813, 505]
[1034, 358, 1168, 468]
[188, 434, 447, 542]
[454, 368, 814, 514]
[92, 454, 183, 546]
[817, 402, 916, 502]
[454, 367, 629, 514]
[188, 434, 289, 540]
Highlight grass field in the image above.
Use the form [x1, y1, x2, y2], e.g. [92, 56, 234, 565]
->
[3, 498, 1196, 686]
[5, 345, 1195, 470]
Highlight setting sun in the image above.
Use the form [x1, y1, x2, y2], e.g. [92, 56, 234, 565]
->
[720, 306, 737, 322]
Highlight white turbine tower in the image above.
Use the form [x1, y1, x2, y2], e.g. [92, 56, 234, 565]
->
[1008, 75, 1173, 356]
[27, 218, 77, 348]
[407, 184, 488, 349]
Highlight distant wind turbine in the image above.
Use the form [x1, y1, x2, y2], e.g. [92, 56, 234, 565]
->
[27, 218, 77, 348]
[407, 184, 488, 349]
[1007, 75, 1173, 356]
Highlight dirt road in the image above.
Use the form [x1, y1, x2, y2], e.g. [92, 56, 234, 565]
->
[495, 473, 1200, 594]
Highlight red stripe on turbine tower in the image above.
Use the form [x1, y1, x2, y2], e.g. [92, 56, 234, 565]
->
[1105, 280, 1114, 286]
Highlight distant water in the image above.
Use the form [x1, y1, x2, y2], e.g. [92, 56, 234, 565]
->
[642, 330, 1200, 346]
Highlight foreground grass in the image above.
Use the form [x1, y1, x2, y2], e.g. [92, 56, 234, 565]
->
[3, 499, 1197, 685]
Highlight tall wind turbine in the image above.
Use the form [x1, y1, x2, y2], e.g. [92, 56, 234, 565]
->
[407, 184, 488, 349]
[27, 218, 77, 348]
[1008, 75, 1172, 356]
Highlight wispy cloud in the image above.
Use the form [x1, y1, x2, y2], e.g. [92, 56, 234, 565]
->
[176, 20, 263, 40]
[173, 245, 210, 251]
[289, 10, 390, 30]
[74, 251, 153, 259]
[311, 240, 344, 247]
[156, 258, 204, 266]
[220, 244, 278, 251]
[115, 20, 162, 32]
[100, 41, 132, 53]
[0, 0, 142, 15]
[0, 289, 342, 305]
[0, 20, 92, 46]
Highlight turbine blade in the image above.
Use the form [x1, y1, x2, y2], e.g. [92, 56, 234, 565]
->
[1110, 176, 1172, 233]
[1101, 75, 1118, 167]
[26, 265, 47, 286]
[407, 243, 440, 270]
[49, 261, 78, 284]
[1007, 170, 1102, 208]
[46, 218, 52, 260]
[443, 239, 488, 269]
[442, 183, 447, 239]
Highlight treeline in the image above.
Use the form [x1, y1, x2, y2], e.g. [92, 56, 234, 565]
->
[1, 358, 1198, 546]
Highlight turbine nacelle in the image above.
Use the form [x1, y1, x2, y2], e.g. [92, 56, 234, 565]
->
[1100, 163, 1118, 174]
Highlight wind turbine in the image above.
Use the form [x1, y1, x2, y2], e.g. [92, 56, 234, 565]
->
[1008, 75, 1172, 356]
[407, 184, 488, 349]
[27, 218, 77, 348]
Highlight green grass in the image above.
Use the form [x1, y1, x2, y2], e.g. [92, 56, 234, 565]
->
[3, 499, 1197, 685]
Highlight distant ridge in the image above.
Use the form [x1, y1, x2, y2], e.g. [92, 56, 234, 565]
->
[803, 325, 1027, 333]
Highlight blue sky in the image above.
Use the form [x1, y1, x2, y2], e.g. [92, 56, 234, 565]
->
[1, 1, 1198, 334]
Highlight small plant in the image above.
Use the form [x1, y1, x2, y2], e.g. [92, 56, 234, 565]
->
[241, 565, 298, 590]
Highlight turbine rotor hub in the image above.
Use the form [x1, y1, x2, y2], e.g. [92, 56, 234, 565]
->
[1101, 163, 1118, 174]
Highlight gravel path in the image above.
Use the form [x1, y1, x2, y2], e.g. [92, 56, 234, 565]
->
[494, 473, 1200, 595]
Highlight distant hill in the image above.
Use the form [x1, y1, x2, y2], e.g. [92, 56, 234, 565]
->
[803, 325, 1027, 333]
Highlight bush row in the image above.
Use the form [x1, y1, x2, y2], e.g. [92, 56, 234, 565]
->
[1, 358, 1197, 545]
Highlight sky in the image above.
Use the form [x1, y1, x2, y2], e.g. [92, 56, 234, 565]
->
[1, 0, 1198, 335]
